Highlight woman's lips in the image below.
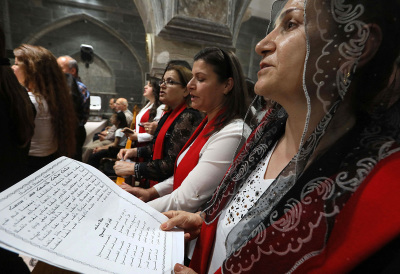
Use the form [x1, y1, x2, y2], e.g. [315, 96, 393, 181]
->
[259, 61, 271, 70]
[258, 62, 272, 75]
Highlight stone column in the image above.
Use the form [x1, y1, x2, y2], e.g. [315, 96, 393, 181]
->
[134, 0, 251, 77]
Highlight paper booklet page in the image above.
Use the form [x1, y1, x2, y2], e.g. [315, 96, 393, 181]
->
[0, 157, 184, 274]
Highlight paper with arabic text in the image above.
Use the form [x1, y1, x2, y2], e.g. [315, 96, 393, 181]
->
[0, 157, 183, 273]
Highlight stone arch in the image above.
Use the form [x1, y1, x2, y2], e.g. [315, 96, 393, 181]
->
[23, 13, 145, 78]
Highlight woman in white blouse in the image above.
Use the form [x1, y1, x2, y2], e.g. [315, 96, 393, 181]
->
[118, 47, 249, 213]
[123, 78, 164, 146]
[12, 44, 76, 174]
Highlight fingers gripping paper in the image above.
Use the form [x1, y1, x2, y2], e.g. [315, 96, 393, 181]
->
[0, 157, 183, 274]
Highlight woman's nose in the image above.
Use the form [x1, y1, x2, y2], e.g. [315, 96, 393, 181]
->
[187, 77, 195, 90]
[255, 33, 275, 57]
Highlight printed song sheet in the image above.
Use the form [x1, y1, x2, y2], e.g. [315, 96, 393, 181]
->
[0, 157, 183, 273]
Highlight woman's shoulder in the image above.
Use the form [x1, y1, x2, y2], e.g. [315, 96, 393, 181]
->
[114, 128, 124, 135]
[181, 108, 204, 120]
[227, 118, 245, 126]
[365, 151, 400, 186]
[215, 118, 246, 135]
[157, 104, 166, 110]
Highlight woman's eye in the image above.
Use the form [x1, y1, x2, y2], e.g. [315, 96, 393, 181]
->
[286, 21, 296, 30]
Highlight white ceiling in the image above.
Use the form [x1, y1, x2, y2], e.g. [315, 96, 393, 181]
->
[248, 0, 275, 20]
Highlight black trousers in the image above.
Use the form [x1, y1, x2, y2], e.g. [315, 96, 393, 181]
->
[87, 146, 122, 170]
[26, 153, 57, 175]
[73, 125, 86, 161]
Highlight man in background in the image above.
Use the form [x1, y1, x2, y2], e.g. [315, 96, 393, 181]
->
[57, 56, 90, 161]
[109, 98, 117, 113]
[115, 97, 133, 126]
[57, 56, 90, 120]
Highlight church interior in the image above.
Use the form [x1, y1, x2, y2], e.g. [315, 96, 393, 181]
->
[1, 0, 272, 117]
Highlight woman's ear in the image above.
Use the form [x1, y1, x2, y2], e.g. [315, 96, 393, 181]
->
[357, 23, 382, 68]
[223, 77, 234, 95]
[183, 88, 190, 98]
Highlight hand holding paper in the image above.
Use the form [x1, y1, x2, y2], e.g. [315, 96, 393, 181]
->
[0, 157, 183, 274]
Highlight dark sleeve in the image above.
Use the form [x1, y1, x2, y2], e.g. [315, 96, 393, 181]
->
[137, 113, 169, 159]
[0, 99, 32, 190]
[137, 143, 153, 159]
[77, 81, 90, 125]
[137, 109, 203, 182]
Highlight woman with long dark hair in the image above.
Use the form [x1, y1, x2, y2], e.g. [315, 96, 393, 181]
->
[123, 78, 164, 147]
[114, 65, 203, 188]
[12, 44, 76, 174]
[119, 47, 250, 213]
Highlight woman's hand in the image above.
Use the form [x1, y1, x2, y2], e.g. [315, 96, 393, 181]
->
[122, 127, 138, 141]
[142, 121, 158, 135]
[113, 161, 135, 176]
[117, 148, 137, 160]
[160, 211, 203, 241]
[119, 183, 158, 202]
[93, 146, 105, 153]
[174, 264, 197, 274]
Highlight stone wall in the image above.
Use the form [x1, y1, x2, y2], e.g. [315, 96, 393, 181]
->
[236, 16, 269, 82]
[2, 0, 269, 115]
[4, 0, 147, 115]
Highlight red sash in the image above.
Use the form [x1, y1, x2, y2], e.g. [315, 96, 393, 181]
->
[189, 219, 219, 274]
[152, 102, 187, 160]
[173, 114, 219, 190]
[138, 108, 150, 134]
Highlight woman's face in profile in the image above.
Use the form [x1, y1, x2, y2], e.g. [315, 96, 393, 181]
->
[159, 70, 188, 109]
[254, 0, 307, 108]
[12, 58, 26, 86]
[143, 81, 154, 99]
[188, 59, 226, 114]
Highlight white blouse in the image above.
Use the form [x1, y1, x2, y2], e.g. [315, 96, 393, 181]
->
[148, 119, 246, 213]
[28, 92, 57, 157]
[114, 128, 127, 147]
[208, 142, 277, 274]
[135, 103, 164, 143]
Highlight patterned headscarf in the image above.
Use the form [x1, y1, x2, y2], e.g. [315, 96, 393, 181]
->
[201, 0, 400, 272]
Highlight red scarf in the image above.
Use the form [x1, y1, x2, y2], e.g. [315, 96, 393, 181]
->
[190, 218, 219, 274]
[173, 113, 220, 190]
[153, 102, 187, 160]
[138, 108, 150, 134]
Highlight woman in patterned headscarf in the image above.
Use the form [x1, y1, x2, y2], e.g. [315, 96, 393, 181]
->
[161, 0, 400, 273]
